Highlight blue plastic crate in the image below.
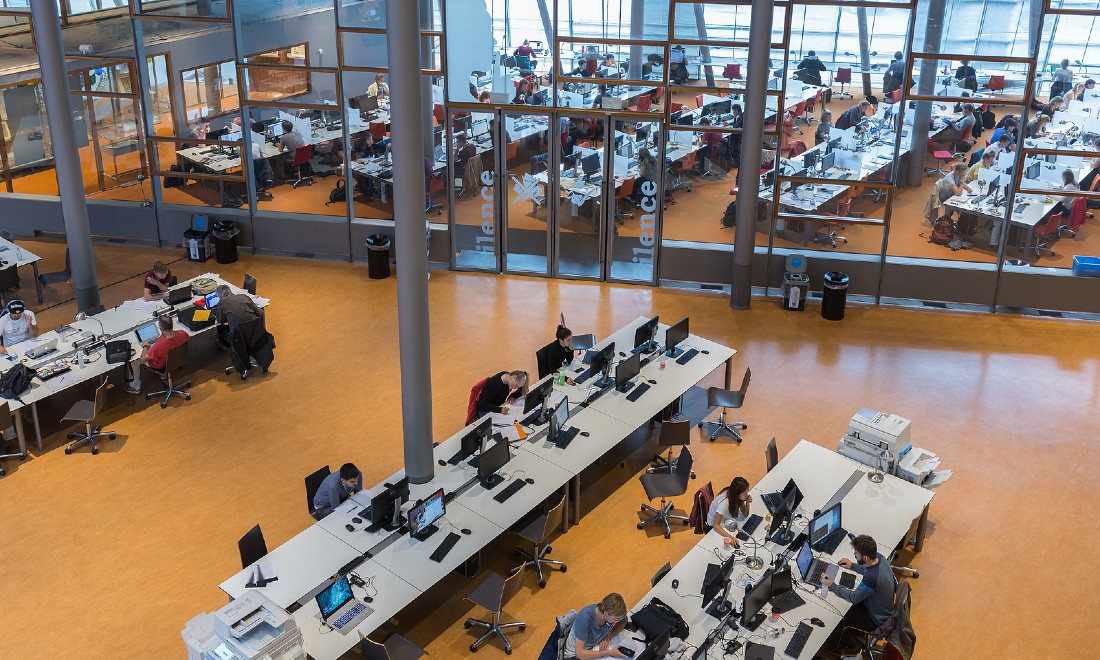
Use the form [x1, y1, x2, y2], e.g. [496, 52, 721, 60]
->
[1072, 256, 1100, 277]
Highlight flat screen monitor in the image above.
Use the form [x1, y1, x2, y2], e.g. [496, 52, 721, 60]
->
[676, 112, 694, 127]
[769, 566, 794, 603]
[778, 478, 804, 511]
[615, 353, 640, 390]
[204, 291, 220, 309]
[669, 110, 683, 124]
[408, 488, 445, 537]
[548, 399, 570, 444]
[531, 89, 548, 106]
[664, 317, 688, 356]
[803, 150, 818, 170]
[368, 488, 396, 526]
[821, 151, 836, 172]
[636, 125, 650, 144]
[1026, 160, 1041, 180]
[361, 95, 379, 113]
[315, 577, 354, 620]
[205, 128, 229, 141]
[808, 502, 842, 546]
[477, 435, 511, 488]
[741, 570, 773, 626]
[711, 100, 731, 115]
[522, 375, 555, 420]
[267, 122, 284, 139]
[636, 629, 671, 660]
[458, 416, 493, 462]
[633, 316, 659, 351]
[471, 118, 491, 139]
[828, 137, 842, 153]
[589, 342, 616, 379]
[581, 152, 601, 176]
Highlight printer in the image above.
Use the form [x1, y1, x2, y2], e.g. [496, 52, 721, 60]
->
[897, 447, 952, 488]
[183, 592, 304, 660]
[837, 408, 912, 474]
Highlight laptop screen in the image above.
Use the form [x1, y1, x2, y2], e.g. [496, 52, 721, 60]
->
[205, 291, 220, 309]
[316, 577, 354, 619]
[135, 322, 159, 344]
[796, 541, 814, 579]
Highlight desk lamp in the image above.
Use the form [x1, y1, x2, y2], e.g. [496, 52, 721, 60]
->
[75, 311, 107, 341]
[868, 447, 887, 483]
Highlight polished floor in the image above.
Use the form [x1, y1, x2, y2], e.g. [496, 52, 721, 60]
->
[0, 239, 1097, 659]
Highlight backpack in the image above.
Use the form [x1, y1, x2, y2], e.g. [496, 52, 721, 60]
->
[930, 216, 954, 246]
[0, 363, 36, 401]
[163, 165, 185, 188]
[326, 179, 346, 206]
[632, 596, 689, 642]
[721, 201, 736, 228]
[982, 110, 997, 129]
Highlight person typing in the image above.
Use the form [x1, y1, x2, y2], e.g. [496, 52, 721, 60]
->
[127, 315, 189, 395]
[0, 300, 38, 353]
[312, 462, 363, 520]
[564, 594, 629, 659]
[820, 535, 896, 655]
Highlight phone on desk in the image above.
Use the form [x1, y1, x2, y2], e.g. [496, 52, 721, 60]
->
[618, 647, 636, 658]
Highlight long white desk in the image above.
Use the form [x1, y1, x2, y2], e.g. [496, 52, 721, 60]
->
[0, 236, 43, 303]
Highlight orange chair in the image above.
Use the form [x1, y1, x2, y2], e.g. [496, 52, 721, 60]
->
[695, 94, 704, 109]
[925, 137, 960, 177]
[650, 86, 665, 104]
[615, 176, 635, 225]
[986, 75, 1006, 95]
[835, 67, 853, 99]
[670, 102, 684, 113]
[506, 141, 519, 161]
[629, 95, 651, 112]
[1026, 211, 1063, 257]
[723, 63, 743, 82]
[369, 121, 387, 142]
[890, 88, 902, 104]
[290, 145, 313, 188]
[433, 103, 446, 126]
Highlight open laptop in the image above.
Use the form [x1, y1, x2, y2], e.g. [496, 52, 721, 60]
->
[135, 321, 159, 344]
[25, 338, 58, 359]
[166, 287, 191, 306]
[315, 576, 373, 634]
[795, 539, 838, 586]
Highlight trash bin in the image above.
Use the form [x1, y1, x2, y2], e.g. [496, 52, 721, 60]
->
[212, 220, 240, 264]
[821, 271, 849, 321]
[365, 234, 391, 279]
[781, 254, 809, 312]
[183, 228, 212, 262]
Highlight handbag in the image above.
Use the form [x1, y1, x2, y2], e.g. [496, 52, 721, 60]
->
[190, 277, 218, 295]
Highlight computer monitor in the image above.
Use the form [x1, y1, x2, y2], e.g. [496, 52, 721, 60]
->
[589, 342, 616, 388]
[776, 478, 805, 511]
[408, 488, 445, 539]
[711, 99, 731, 115]
[664, 317, 688, 357]
[266, 122, 284, 139]
[821, 151, 836, 173]
[315, 577, 354, 621]
[522, 376, 555, 425]
[361, 95, 379, 113]
[472, 118, 491, 139]
[477, 435, 511, 488]
[701, 552, 739, 617]
[633, 315, 659, 352]
[1026, 160, 1041, 180]
[581, 152, 601, 176]
[768, 567, 796, 613]
[803, 150, 818, 170]
[669, 110, 683, 124]
[368, 477, 410, 529]
[204, 291, 220, 309]
[615, 353, 640, 392]
[635, 628, 671, 660]
[828, 137, 842, 153]
[636, 125, 650, 144]
[453, 415, 492, 464]
[741, 569, 774, 627]
[205, 127, 229, 141]
[808, 502, 842, 547]
[676, 112, 694, 127]
[548, 399, 571, 445]
[766, 487, 799, 546]
[531, 89, 548, 106]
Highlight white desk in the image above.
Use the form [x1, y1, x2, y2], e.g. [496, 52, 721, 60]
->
[0, 237, 43, 303]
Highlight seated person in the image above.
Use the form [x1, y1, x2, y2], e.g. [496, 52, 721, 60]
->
[695, 117, 725, 171]
[367, 73, 389, 98]
[538, 325, 576, 379]
[923, 162, 970, 228]
[478, 90, 492, 103]
[636, 147, 660, 190]
[476, 370, 528, 417]
[821, 535, 897, 655]
[966, 149, 997, 182]
[988, 119, 1017, 147]
[513, 40, 537, 69]
[1079, 156, 1100, 208]
[213, 284, 264, 346]
[599, 54, 618, 77]
[0, 300, 38, 353]
[1052, 168, 1079, 217]
[512, 78, 534, 105]
[795, 50, 827, 87]
[127, 315, 189, 395]
[1025, 115, 1050, 139]
[565, 593, 629, 659]
[669, 45, 689, 85]
[453, 133, 477, 189]
[275, 120, 307, 180]
[188, 119, 210, 142]
[708, 476, 752, 548]
[945, 103, 977, 142]
[835, 99, 870, 131]
[954, 59, 977, 91]
[1039, 96, 1064, 118]
[815, 109, 834, 145]
[312, 462, 363, 520]
[143, 261, 174, 301]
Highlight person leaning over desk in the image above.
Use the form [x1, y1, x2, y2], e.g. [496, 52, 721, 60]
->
[564, 593, 629, 659]
[988, 118, 1017, 146]
[213, 284, 263, 345]
[1025, 114, 1050, 139]
[476, 370, 528, 417]
[835, 99, 870, 131]
[924, 162, 970, 227]
[708, 476, 752, 549]
[143, 260, 174, 301]
[882, 51, 906, 96]
[820, 535, 897, 655]
[0, 300, 38, 353]
[1038, 96, 1064, 119]
[313, 463, 363, 520]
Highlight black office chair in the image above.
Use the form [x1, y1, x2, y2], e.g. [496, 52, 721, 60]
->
[360, 632, 426, 660]
[238, 524, 268, 569]
[637, 446, 694, 538]
[61, 379, 116, 455]
[509, 493, 567, 588]
[243, 273, 257, 295]
[535, 344, 555, 380]
[464, 571, 527, 653]
[146, 342, 191, 408]
[765, 437, 779, 473]
[837, 579, 912, 659]
[647, 419, 696, 479]
[698, 368, 751, 443]
[306, 466, 331, 520]
[651, 561, 672, 587]
[38, 248, 72, 292]
[0, 401, 26, 476]
[0, 264, 20, 306]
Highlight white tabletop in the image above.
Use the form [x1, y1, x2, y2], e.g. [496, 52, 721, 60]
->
[0, 237, 40, 267]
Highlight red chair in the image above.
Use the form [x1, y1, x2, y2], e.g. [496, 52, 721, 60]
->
[792, 100, 807, 132]
[586, 58, 598, 76]
[465, 377, 490, 425]
[723, 63, 743, 82]
[1027, 211, 1063, 257]
[670, 102, 684, 113]
[695, 94, 704, 109]
[925, 137, 960, 177]
[433, 103, 446, 126]
[1067, 196, 1087, 235]
[835, 67, 853, 99]
[787, 140, 807, 158]
[425, 173, 445, 215]
[986, 75, 1006, 95]
[890, 88, 902, 104]
[629, 95, 651, 112]
[369, 121, 387, 142]
[290, 145, 313, 188]
[804, 89, 822, 123]
[650, 86, 665, 104]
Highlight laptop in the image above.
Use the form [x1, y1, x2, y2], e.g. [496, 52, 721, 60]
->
[315, 576, 373, 634]
[26, 338, 58, 359]
[795, 540, 838, 586]
[135, 321, 159, 344]
[166, 287, 191, 306]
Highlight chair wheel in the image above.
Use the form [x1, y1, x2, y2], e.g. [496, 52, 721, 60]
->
[539, 580, 546, 588]
[743, 424, 749, 429]
[109, 433, 116, 439]
[64, 447, 73, 455]
[469, 644, 478, 653]
[505, 648, 512, 655]
[664, 533, 671, 539]
[544, 545, 551, 554]
[697, 422, 703, 428]
[91, 446, 99, 455]
[184, 394, 191, 400]
[682, 519, 690, 525]
[518, 625, 526, 631]
[690, 473, 697, 479]
[145, 394, 153, 400]
[560, 565, 567, 573]
[464, 621, 472, 629]
[912, 571, 920, 578]
[637, 523, 645, 530]
[160, 402, 167, 408]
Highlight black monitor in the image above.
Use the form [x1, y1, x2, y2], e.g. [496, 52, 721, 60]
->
[828, 137, 842, 153]
[581, 152, 601, 176]
[368, 477, 409, 530]
[408, 488, 445, 540]
[712, 99, 731, 115]
[635, 628, 671, 660]
[548, 398, 571, 445]
[664, 317, 689, 357]
[532, 89, 548, 106]
[522, 376, 555, 425]
[741, 569, 774, 628]
[669, 110, 683, 124]
[633, 316, 659, 352]
[701, 552, 739, 617]
[821, 151, 836, 172]
[676, 112, 694, 127]
[477, 436, 511, 489]
[762, 169, 775, 187]
[808, 502, 842, 548]
[615, 353, 640, 392]
[768, 566, 797, 614]
[589, 342, 616, 388]
[453, 415, 492, 464]
[205, 128, 229, 141]
[636, 125, 650, 144]
[803, 150, 818, 170]
[766, 487, 798, 546]
[1026, 160, 1040, 180]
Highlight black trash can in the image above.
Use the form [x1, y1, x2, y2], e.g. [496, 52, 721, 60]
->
[211, 221, 240, 264]
[821, 271, 849, 321]
[366, 234, 391, 279]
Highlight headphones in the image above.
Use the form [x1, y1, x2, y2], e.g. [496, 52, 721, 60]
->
[5, 299, 25, 314]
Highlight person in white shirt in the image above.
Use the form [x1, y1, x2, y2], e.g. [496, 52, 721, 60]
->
[367, 73, 389, 98]
[708, 476, 752, 548]
[1052, 168, 1079, 217]
[0, 300, 38, 353]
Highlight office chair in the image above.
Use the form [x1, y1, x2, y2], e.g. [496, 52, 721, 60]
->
[463, 571, 527, 653]
[0, 402, 25, 476]
[837, 579, 912, 660]
[146, 342, 192, 408]
[985, 74, 1006, 96]
[1023, 211, 1063, 257]
[835, 67, 854, 99]
[698, 368, 750, 443]
[509, 493, 567, 588]
[615, 177, 636, 225]
[238, 524, 268, 569]
[925, 137, 961, 177]
[651, 561, 673, 587]
[290, 145, 314, 188]
[61, 379, 115, 456]
[360, 633, 426, 660]
[0, 231, 13, 242]
[765, 437, 779, 473]
[0, 264, 19, 306]
[637, 446, 694, 538]
[38, 248, 72, 292]
[425, 173, 445, 215]
[243, 273, 257, 295]
[722, 63, 743, 83]
[647, 419, 696, 478]
[305, 466, 331, 519]
[814, 221, 849, 248]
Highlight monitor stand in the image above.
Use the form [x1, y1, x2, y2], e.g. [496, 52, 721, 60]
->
[481, 473, 505, 489]
[743, 611, 766, 631]
[411, 523, 440, 541]
[704, 581, 734, 619]
[665, 345, 685, 358]
[594, 365, 615, 389]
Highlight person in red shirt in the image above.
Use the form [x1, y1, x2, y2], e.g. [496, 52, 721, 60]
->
[143, 261, 174, 301]
[696, 117, 726, 174]
[127, 315, 190, 394]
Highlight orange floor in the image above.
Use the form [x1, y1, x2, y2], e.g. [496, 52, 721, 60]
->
[1, 238, 1097, 659]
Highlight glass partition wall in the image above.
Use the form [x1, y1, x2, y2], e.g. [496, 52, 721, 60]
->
[0, 0, 1097, 314]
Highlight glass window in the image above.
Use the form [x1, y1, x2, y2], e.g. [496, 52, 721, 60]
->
[180, 61, 239, 121]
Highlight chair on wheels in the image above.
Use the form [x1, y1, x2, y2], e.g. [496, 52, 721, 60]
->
[223, 316, 272, 381]
[765, 437, 778, 472]
[698, 368, 751, 443]
[38, 248, 72, 292]
[509, 492, 567, 588]
[0, 402, 25, 476]
[647, 418, 696, 479]
[290, 145, 314, 188]
[1022, 211, 1064, 257]
[425, 173, 445, 215]
[0, 264, 20, 306]
[985, 74, 1006, 96]
[305, 466, 331, 519]
[146, 342, 191, 408]
[722, 63, 743, 83]
[815, 220, 850, 248]
[835, 67, 854, 99]
[360, 632, 427, 660]
[925, 137, 961, 177]
[61, 379, 115, 456]
[638, 446, 694, 538]
[615, 177, 636, 225]
[243, 273, 257, 295]
[463, 570, 527, 653]
[238, 524, 268, 568]
[838, 580, 913, 660]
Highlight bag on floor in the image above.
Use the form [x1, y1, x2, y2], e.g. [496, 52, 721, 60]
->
[326, 179, 346, 206]
[930, 216, 954, 246]
[982, 110, 997, 129]
[721, 201, 737, 228]
[163, 165, 185, 188]
[0, 363, 36, 401]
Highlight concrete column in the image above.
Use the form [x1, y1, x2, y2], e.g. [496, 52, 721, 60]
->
[693, 4, 716, 88]
[387, 0, 434, 484]
[30, 0, 100, 311]
[905, 0, 947, 187]
[629, 0, 644, 80]
[730, 0, 773, 310]
[856, 7, 872, 97]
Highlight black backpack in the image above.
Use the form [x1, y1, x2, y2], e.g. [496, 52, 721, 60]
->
[326, 179, 346, 206]
[631, 596, 689, 642]
[0, 363, 36, 401]
[721, 201, 736, 228]
[163, 165, 185, 188]
[982, 110, 997, 129]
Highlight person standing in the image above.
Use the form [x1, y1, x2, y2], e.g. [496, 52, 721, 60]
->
[1050, 59, 1074, 99]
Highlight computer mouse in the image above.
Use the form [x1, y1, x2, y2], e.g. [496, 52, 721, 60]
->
[810, 617, 825, 627]
[437, 459, 446, 466]
[363, 595, 374, 603]
[345, 524, 355, 532]
[580, 431, 590, 437]
[671, 579, 679, 589]
[352, 517, 363, 524]
[701, 349, 710, 354]
[647, 379, 657, 385]
[525, 477, 535, 484]
[619, 351, 626, 358]
[460, 528, 472, 535]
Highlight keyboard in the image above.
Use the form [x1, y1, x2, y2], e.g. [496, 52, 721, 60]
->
[784, 622, 814, 658]
[814, 527, 848, 554]
[675, 348, 699, 365]
[736, 514, 763, 541]
[806, 559, 831, 585]
[574, 367, 596, 384]
[555, 426, 581, 448]
[446, 450, 467, 465]
[837, 172, 851, 180]
[493, 479, 528, 503]
[430, 532, 462, 562]
[333, 602, 371, 630]
[769, 589, 806, 613]
[625, 382, 651, 402]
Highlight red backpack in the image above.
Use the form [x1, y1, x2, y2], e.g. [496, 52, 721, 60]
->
[930, 216, 954, 246]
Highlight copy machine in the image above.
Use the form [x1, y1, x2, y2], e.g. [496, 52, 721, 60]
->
[837, 408, 912, 474]
[182, 592, 304, 660]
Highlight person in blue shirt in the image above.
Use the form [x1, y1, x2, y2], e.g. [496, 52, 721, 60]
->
[988, 118, 1017, 147]
[564, 593, 629, 659]
[312, 463, 363, 520]
[821, 535, 896, 654]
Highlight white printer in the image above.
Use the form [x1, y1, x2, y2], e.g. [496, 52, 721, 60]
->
[837, 408, 912, 473]
[182, 592, 304, 660]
